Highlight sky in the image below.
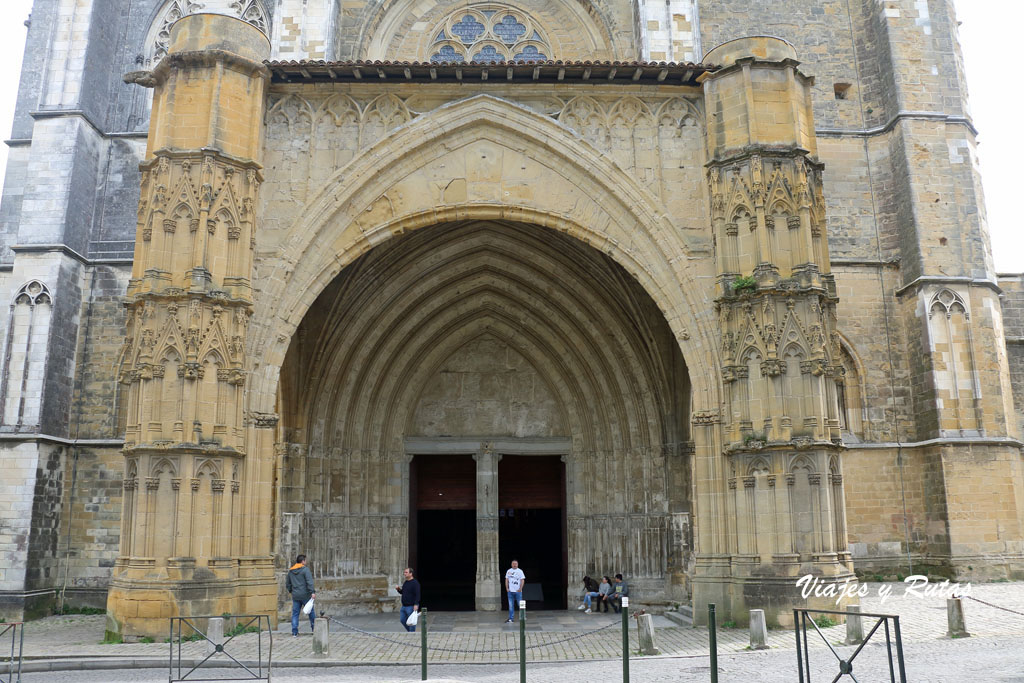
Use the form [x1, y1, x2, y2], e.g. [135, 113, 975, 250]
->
[0, 1, 1020, 272]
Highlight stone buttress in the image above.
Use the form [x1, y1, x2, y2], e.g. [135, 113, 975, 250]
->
[106, 14, 275, 638]
[694, 37, 854, 626]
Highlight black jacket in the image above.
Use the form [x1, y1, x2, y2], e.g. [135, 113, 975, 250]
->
[286, 565, 315, 602]
[398, 578, 421, 607]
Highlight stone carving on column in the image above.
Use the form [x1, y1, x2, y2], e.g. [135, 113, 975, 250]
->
[109, 13, 272, 638]
[473, 447, 501, 610]
[697, 35, 853, 626]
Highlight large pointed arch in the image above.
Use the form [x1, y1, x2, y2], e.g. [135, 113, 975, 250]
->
[248, 94, 720, 417]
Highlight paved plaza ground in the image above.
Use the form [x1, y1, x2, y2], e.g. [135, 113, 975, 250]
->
[3, 581, 1023, 680]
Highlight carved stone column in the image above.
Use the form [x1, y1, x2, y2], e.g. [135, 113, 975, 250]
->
[474, 445, 501, 610]
[699, 36, 853, 627]
[107, 14, 272, 638]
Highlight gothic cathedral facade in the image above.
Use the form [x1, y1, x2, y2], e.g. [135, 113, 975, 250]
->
[0, 0, 1021, 637]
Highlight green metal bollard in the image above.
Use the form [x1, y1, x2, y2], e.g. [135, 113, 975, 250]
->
[519, 599, 527, 683]
[420, 608, 427, 681]
[622, 596, 630, 683]
[708, 603, 718, 683]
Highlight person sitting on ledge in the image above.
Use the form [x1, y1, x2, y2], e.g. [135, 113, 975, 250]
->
[609, 573, 629, 613]
[577, 575, 600, 613]
[596, 575, 613, 612]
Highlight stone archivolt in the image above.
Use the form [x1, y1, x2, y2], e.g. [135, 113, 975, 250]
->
[251, 92, 713, 396]
[278, 221, 692, 607]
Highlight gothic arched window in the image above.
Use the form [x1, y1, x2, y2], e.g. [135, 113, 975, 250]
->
[1, 281, 52, 428]
[429, 6, 551, 64]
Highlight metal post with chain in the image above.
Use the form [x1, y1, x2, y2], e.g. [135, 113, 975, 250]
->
[519, 599, 527, 683]
[420, 608, 427, 681]
[621, 596, 629, 683]
[709, 603, 718, 683]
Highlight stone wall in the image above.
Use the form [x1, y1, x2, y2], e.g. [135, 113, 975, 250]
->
[57, 446, 124, 609]
[0, 441, 64, 620]
[640, 0, 700, 62]
[259, 82, 707, 253]
[0, 0, 1019, 625]
[1001, 275, 1024, 438]
[336, 0, 640, 61]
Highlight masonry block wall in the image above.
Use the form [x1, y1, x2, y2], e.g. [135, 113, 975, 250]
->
[0, 0, 1020, 627]
[1002, 276, 1024, 435]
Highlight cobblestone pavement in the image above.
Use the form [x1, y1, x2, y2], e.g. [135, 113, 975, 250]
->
[18, 636, 1024, 682]
[6, 581, 1023, 670]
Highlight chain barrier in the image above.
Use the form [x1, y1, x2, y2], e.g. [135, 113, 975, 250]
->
[429, 620, 619, 655]
[325, 615, 422, 650]
[326, 614, 619, 655]
[957, 594, 1024, 618]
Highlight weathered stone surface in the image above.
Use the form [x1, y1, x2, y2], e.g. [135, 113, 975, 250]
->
[206, 617, 224, 655]
[313, 617, 329, 657]
[637, 613, 660, 655]
[0, 0, 1020, 633]
[749, 609, 769, 650]
[845, 604, 863, 646]
[947, 597, 970, 638]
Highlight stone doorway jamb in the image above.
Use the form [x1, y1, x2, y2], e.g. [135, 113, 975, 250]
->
[404, 437, 571, 610]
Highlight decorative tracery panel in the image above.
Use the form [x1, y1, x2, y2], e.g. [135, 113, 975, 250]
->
[144, 0, 270, 67]
[428, 5, 551, 63]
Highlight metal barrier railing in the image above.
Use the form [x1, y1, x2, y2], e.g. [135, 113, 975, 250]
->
[794, 607, 907, 683]
[168, 614, 272, 682]
[0, 622, 23, 683]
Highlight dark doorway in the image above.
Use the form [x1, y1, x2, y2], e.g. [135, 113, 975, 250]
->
[498, 455, 567, 610]
[410, 455, 476, 611]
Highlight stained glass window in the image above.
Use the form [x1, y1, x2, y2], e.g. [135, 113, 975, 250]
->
[426, 5, 551, 64]
[472, 45, 503, 63]
[451, 15, 485, 43]
[494, 15, 526, 44]
[513, 45, 546, 61]
[430, 45, 466, 63]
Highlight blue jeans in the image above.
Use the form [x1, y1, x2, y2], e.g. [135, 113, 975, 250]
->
[583, 591, 601, 608]
[507, 591, 522, 621]
[400, 605, 417, 632]
[291, 598, 314, 635]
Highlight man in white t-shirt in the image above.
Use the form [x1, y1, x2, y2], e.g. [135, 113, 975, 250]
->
[504, 559, 526, 623]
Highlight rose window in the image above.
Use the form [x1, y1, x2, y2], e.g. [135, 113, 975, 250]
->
[429, 6, 550, 63]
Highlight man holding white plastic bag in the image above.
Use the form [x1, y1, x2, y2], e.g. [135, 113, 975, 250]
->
[286, 554, 316, 636]
[396, 567, 420, 632]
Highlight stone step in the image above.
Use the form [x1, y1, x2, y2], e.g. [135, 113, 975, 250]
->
[664, 605, 693, 627]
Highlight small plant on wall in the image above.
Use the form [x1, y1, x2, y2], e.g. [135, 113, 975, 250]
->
[731, 275, 756, 293]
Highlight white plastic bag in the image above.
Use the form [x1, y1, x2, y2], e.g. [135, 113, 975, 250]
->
[302, 597, 315, 615]
[405, 610, 419, 626]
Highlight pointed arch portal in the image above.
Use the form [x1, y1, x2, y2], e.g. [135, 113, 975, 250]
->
[278, 220, 693, 610]
[106, 26, 871, 635]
